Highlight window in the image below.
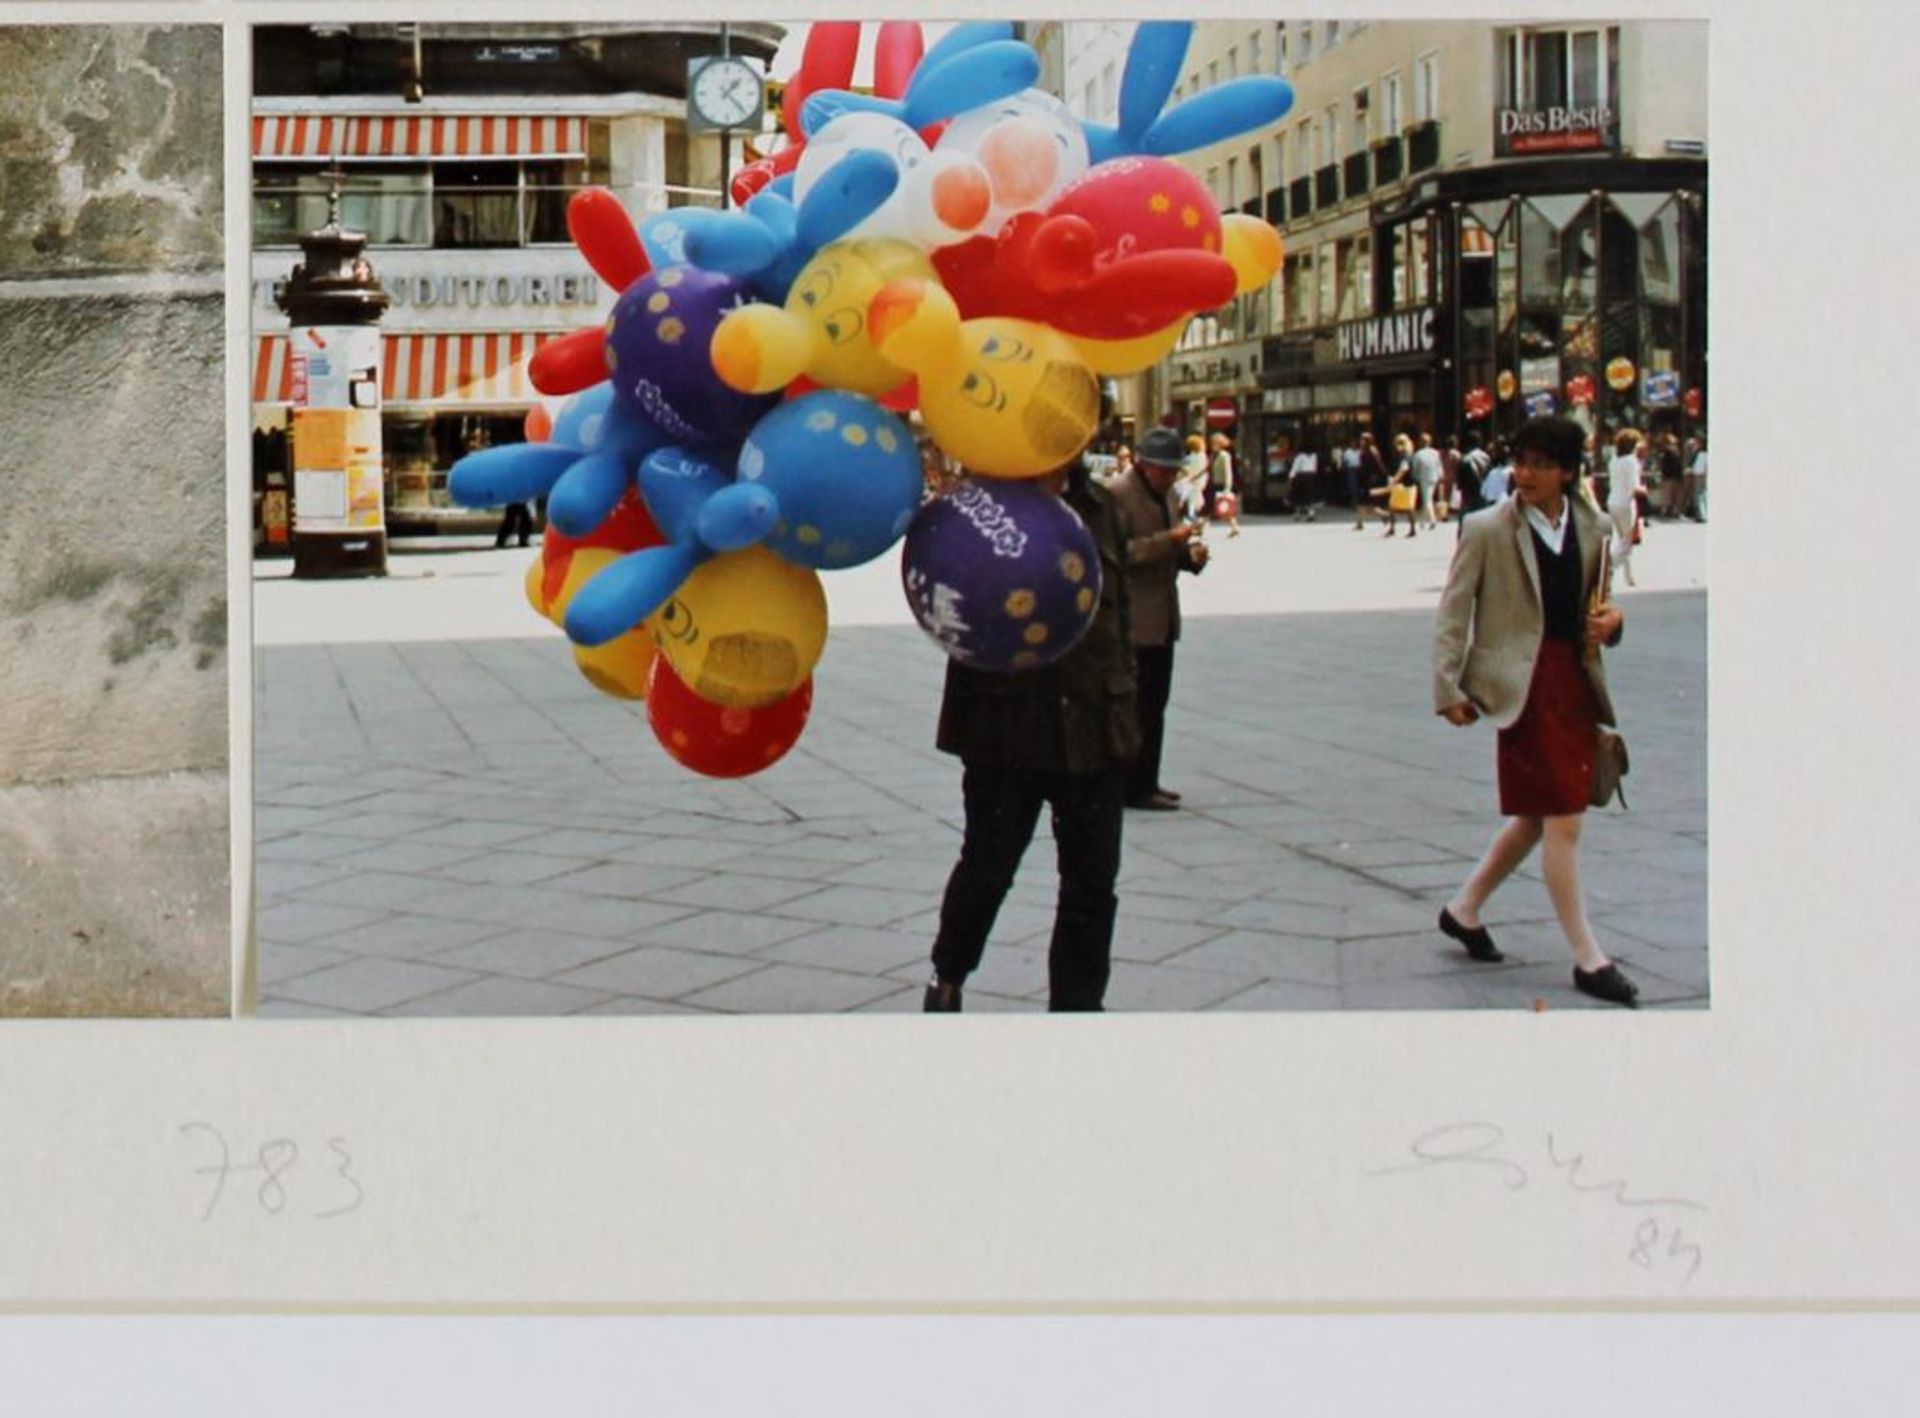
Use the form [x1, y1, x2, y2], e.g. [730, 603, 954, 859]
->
[1249, 30, 1262, 76]
[1228, 47, 1239, 81]
[1335, 234, 1372, 320]
[1084, 78, 1097, 118]
[1249, 143, 1264, 198]
[1326, 20, 1341, 47]
[1283, 249, 1314, 328]
[1298, 21, 1314, 65]
[1323, 104, 1339, 166]
[254, 163, 431, 248]
[1415, 51, 1441, 122]
[1226, 157, 1239, 208]
[435, 161, 523, 248]
[1382, 71, 1404, 134]
[1208, 59, 1219, 88]
[1502, 29, 1612, 111]
[1277, 23, 1289, 75]
[1316, 239, 1337, 318]
[1295, 122, 1313, 179]
[1351, 85, 1372, 154]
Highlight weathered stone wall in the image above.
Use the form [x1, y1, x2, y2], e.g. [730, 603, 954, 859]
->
[0, 25, 225, 784]
[0, 26, 227, 1016]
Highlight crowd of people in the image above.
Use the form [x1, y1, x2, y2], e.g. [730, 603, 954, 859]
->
[919, 413, 1663, 1016]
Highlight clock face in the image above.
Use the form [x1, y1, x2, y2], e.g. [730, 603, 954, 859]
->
[692, 57, 761, 129]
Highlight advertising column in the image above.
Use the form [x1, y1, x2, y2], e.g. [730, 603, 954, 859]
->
[274, 179, 391, 578]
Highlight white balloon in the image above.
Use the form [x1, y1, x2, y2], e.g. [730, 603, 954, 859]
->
[935, 89, 1091, 239]
[793, 111, 994, 250]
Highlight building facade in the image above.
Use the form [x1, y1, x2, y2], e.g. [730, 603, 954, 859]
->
[250, 22, 782, 540]
[1149, 19, 1708, 507]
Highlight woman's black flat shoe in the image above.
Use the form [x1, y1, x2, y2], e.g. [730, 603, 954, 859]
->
[1573, 963, 1640, 1008]
[922, 980, 963, 1013]
[1439, 907, 1504, 963]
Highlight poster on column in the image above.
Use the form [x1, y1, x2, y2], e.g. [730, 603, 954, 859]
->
[290, 324, 384, 533]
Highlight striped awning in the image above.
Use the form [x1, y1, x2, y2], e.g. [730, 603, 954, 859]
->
[253, 330, 562, 407]
[252, 113, 589, 161]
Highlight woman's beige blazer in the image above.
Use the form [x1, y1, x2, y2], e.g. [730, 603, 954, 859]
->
[1432, 494, 1620, 730]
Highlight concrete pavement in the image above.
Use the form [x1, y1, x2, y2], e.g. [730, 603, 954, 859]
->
[252, 514, 1708, 1017]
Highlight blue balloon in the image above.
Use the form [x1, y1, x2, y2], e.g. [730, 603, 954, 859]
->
[793, 148, 900, 256]
[676, 211, 782, 279]
[737, 391, 922, 571]
[565, 543, 705, 648]
[1140, 77, 1295, 157]
[918, 20, 1015, 74]
[696, 482, 780, 553]
[550, 382, 617, 450]
[546, 449, 634, 538]
[446, 443, 578, 508]
[900, 41, 1041, 129]
[1118, 21, 1190, 143]
[800, 89, 898, 137]
[637, 446, 732, 545]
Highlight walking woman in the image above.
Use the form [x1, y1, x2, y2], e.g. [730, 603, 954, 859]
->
[1431, 414, 1639, 1007]
[1605, 428, 1644, 588]
[1381, 433, 1418, 538]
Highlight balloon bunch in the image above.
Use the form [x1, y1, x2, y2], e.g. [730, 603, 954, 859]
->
[448, 21, 1291, 778]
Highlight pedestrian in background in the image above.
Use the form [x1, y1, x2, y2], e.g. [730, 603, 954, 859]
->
[493, 498, 534, 548]
[1106, 426, 1210, 812]
[1479, 441, 1513, 504]
[1685, 436, 1708, 521]
[1432, 414, 1639, 1008]
[1381, 432, 1418, 538]
[1289, 443, 1320, 522]
[1412, 431, 1444, 531]
[1452, 434, 1492, 539]
[924, 455, 1140, 1013]
[1655, 431, 1685, 519]
[1349, 435, 1378, 530]
[1606, 428, 1645, 588]
[1208, 431, 1243, 537]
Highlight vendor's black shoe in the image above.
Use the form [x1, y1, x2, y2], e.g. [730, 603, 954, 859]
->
[1573, 963, 1640, 1008]
[922, 979, 963, 1013]
[1125, 791, 1181, 811]
[1439, 907, 1504, 963]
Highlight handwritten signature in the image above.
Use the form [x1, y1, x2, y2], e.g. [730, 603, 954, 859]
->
[179, 1123, 364, 1223]
[1367, 1122, 1707, 1284]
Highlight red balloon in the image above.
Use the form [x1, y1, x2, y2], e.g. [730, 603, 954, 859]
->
[529, 326, 610, 396]
[567, 188, 651, 292]
[523, 404, 554, 443]
[647, 657, 813, 778]
[932, 158, 1236, 340]
[786, 21, 861, 139]
[873, 22, 924, 100]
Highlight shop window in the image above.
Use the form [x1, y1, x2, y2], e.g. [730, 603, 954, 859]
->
[1284, 250, 1314, 329]
[253, 164, 431, 248]
[1641, 199, 1682, 304]
[1315, 245, 1336, 326]
[525, 158, 592, 246]
[1335, 235, 1371, 321]
[434, 161, 523, 248]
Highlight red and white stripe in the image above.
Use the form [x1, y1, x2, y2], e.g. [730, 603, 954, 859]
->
[252, 114, 589, 160]
[253, 331, 559, 406]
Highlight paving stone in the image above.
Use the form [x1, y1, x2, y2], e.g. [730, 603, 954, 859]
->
[1109, 916, 1228, 965]
[631, 910, 821, 954]
[476, 859, 705, 896]
[1165, 930, 1343, 988]
[254, 998, 365, 1019]
[677, 963, 904, 1014]
[572, 997, 718, 1017]
[385, 977, 616, 1017]
[645, 872, 833, 914]
[600, 835, 761, 870]
[277, 870, 460, 913]
[554, 946, 766, 999]
[1208, 979, 1348, 1011]
[329, 840, 486, 875]
[764, 885, 929, 929]
[429, 929, 641, 980]
[255, 859, 351, 904]
[315, 812, 449, 840]
[270, 957, 485, 1013]
[760, 926, 930, 977]
[256, 832, 381, 865]
[255, 941, 356, 987]
[299, 914, 515, 963]
[256, 900, 393, 946]
[1101, 960, 1262, 1012]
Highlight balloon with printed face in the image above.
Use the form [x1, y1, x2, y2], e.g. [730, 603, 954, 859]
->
[710, 237, 932, 398]
[868, 277, 1100, 479]
[735, 391, 923, 570]
[650, 545, 828, 709]
[604, 264, 779, 445]
[900, 477, 1100, 672]
[528, 545, 661, 701]
[934, 89, 1090, 238]
[793, 112, 992, 250]
[647, 657, 813, 778]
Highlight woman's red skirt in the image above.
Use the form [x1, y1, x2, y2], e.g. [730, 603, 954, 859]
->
[1496, 639, 1599, 817]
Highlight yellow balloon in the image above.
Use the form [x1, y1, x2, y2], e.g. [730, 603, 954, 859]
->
[1221, 214, 1284, 294]
[711, 237, 932, 397]
[1069, 322, 1185, 378]
[868, 277, 1099, 479]
[572, 625, 658, 701]
[524, 555, 553, 620]
[649, 546, 827, 709]
[543, 547, 625, 626]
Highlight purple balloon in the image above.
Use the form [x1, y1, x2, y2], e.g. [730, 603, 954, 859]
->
[605, 264, 779, 445]
[901, 478, 1101, 672]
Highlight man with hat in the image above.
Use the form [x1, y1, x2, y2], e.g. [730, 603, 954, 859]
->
[1102, 426, 1210, 811]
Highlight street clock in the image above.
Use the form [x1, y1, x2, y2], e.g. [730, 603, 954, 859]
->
[687, 54, 764, 133]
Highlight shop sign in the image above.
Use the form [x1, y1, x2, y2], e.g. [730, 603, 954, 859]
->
[1520, 355, 1560, 395]
[1464, 385, 1495, 420]
[1494, 104, 1619, 157]
[1605, 356, 1637, 392]
[1522, 390, 1557, 418]
[1683, 387, 1704, 419]
[1205, 397, 1239, 429]
[253, 273, 603, 311]
[1643, 370, 1682, 407]
[1334, 307, 1437, 363]
[1496, 369, 1517, 402]
[1564, 373, 1597, 407]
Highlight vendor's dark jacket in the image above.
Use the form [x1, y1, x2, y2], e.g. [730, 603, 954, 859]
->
[935, 465, 1140, 776]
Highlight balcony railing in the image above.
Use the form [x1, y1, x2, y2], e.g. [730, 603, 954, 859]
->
[1289, 175, 1313, 220]
[1314, 163, 1340, 209]
[1343, 151, 1371, 200]
[1408, 119, 1441, 173]
[1372, 136, 1404, 186]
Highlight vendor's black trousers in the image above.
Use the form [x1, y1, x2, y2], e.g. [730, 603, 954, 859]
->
[1126, 643, 1176, 800]
[930, 761, 1126, 1011]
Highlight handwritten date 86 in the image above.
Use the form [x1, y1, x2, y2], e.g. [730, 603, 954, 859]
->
[1367, 1122, 1707, 1285]
[178, 1123, 364, 1223]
